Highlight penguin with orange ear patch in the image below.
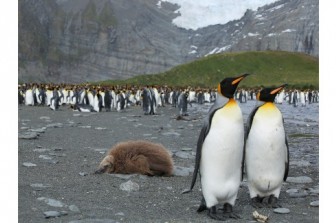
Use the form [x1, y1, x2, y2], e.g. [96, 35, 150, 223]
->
[244, 84, 289, 208]
[183, 74, 250, 220]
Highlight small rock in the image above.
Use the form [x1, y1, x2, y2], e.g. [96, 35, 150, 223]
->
[38, 197, 66, 207]
[33, 148, 50, 153]
[69, 204, 81, 213]
[286, 176, 313, 184]
[175, 151, 193, 159]
[79, 172, 88, 176]
[162, 131, 181, 137]
[173, 166, 191, 176]
[110, 174, 138, 180]
[30, 183, 52, 190]
[119, 180, 140, 192]
[95, 127, 107, 130]
[46, 123, 63, 128]
[290, 160, 311, 167]
[69, 219, 117, 223]
[310, 200, 319, 207]
[43, 211, 61, 218]
[286, 188, 299, 194]
[181, 147, 193, 151]
[289, 191, 308, 198]
[79, 125, 91, 128]
[19, 132, 38, 139]
[273, 208, 290, 214]
[43, 210, 68, 218]
[39, 155, 52, 160]
[29, 127, 46, 133]
[22, 162, 37, 167]
[40, 116, 51, 120]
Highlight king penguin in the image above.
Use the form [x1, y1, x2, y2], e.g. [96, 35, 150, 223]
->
[183, 73, 249, 220]
[244, 84, 289, 208]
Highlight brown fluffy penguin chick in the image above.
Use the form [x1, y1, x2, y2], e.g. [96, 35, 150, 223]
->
[95, 140, 174, 176]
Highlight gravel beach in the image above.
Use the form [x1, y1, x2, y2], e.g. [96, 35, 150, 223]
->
[18, 101, 319, 223]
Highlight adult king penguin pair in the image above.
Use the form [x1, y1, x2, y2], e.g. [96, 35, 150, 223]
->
[183, 74, 289, 221]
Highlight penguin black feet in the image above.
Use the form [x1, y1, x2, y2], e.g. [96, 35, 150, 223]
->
[206, 204, 240, 221]
[197, 197, 207, 213]
[251, 195, 281, 208]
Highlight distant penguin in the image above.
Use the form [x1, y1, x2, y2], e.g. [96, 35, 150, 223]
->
[244, 84, 289, 208]
[104, 88, 112, 112]
[72, 103, 95, 112]
[93, 92, 103, 112]
[183, 74, 249, 220]
[50, 88, 60, 111]
[142, 87, 153, 115]
[177, 90, 188, 116]
[95, 140, 174, 176]
[24, 88, 34, 106]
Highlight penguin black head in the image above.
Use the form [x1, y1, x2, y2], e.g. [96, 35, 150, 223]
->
[218, 73, 250, 98]
[257, 84, 288, 102]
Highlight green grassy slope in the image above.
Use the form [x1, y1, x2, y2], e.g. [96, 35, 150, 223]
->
[98, 51, 319, 89]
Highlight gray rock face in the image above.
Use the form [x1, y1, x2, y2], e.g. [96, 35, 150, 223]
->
[19, 0, 318, 83]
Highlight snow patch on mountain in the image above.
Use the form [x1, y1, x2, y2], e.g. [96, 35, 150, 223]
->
[159, 0, 279, 30]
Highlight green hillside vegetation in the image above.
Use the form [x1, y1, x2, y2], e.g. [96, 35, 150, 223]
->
[97, 51, 319, 89]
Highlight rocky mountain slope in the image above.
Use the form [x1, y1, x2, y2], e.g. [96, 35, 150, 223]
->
[18, 0, 318, 83]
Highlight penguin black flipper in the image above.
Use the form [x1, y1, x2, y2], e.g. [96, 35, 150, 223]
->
[243, 105, 261, 180]
[284, 118, 289, 181]
[183, 95, 229, 194]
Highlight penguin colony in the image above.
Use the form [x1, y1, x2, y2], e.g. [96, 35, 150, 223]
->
[19, 77, 317, 221]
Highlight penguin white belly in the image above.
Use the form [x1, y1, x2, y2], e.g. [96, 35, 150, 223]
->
[25, 90, 34, 106]
[200, 103, 244, 207]
[246, 107, 286, 198]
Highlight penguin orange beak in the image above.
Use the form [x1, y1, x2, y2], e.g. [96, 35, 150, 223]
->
[231, 73, 250, 85]
[270, 84, 288, 95]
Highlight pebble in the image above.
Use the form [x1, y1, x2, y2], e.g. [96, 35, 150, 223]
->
[181, 147, 193, 151]
[18, 132, 38, 139]
[310, 200, 319, 207]
[120, 180, 140, 192]
[29, 127, 46, 133]
[161, 131, 181, 137]
[30, 183, 52, 190]
[286, 176, 313, 184]
[286, 188, 299, 194]
[291, 160, 311, 167]
[69, 204, 81, 213]
[40, 116, 51, 120]
[22, 162, 37, 167]
[273, 208, 290, 214]
[173, 166, 192, 176]
[79, 125, 91, 128]
[46, 123, 63, 128]
[69, 219, 118, 223]
[33, 148, 50, 153]
[289, 191, 308, 198]
[110, 174, 138, 180]
[95, 127, 107, 130]
[174, 151, 193, 159]
[79, 172, 88, 176]
[39, 155, 53, 160]
[43, 210, 68, 218]
[38, 197, 66, 207]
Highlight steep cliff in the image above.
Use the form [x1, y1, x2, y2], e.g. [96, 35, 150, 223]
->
[18, 0, 318, 83]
